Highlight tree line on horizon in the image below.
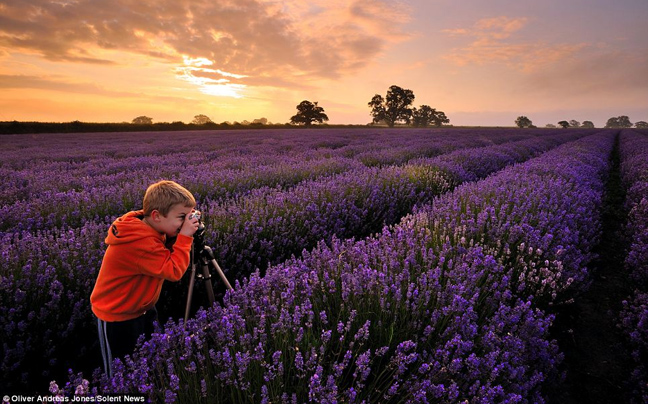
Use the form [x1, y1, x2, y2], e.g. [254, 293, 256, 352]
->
[131, 115, 274, 126]
[515, 115, 647, 129]
[3, 83, 647, 134]
[135, 85, 449, 129]
[289, 85, 450, 128]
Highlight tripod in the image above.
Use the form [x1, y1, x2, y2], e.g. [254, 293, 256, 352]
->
[183, 224, 233, 325]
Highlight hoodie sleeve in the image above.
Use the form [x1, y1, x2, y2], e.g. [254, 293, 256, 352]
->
[136, 234, 193, 281]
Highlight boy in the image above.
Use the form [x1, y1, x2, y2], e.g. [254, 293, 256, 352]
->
[90, 180, 200, 377]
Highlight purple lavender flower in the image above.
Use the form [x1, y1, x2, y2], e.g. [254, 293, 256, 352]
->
[617, 129, 648, 403]
[1, 128, 606, 400]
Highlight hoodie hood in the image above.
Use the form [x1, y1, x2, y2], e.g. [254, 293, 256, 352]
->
[106, 210, 163, 246]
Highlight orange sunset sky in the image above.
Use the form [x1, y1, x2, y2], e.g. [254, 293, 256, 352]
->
[1, 0, 647, 127]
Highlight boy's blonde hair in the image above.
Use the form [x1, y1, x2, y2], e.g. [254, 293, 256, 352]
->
[143, 180, 196, 216]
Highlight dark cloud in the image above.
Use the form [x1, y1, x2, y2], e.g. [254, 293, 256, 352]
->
[0, 0, 408, 84]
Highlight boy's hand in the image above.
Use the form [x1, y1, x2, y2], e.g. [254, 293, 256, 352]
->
[179, 210, 200, 237]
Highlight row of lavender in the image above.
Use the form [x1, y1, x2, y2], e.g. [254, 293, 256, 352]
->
[0, 129, 572, 391]
[69, 131, 616, 402]
[197, 132, 587, 281]
[165, 132, 590, 319]
[0, 128, 535, 232]
[617, 129, 648, 403]
[2, 128, 528, 171]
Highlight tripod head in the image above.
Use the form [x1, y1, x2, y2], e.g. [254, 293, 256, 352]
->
[192, 220, 208, 261]
[186, 211, 214, 262]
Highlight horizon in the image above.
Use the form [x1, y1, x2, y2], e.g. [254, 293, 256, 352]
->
[0, 119, 635, 129]
[1, 0, 647, 127]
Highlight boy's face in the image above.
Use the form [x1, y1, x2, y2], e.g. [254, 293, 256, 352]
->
[151, 203, 193, 237]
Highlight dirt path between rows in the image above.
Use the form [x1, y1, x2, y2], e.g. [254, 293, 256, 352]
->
[548, 133, 634, 403]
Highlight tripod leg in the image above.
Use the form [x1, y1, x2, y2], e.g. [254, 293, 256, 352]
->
[200, 261, 216, 306]
[210, 259, 233, 290]
[184, 262, 197, 326]
[201, 246, 233, 291]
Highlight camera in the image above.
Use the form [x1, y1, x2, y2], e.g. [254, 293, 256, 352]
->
[189, 210, 201, 220]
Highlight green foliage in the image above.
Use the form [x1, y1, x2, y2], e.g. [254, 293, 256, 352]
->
[515, 116, 533, 128]
[132, 116, 153, 124]
[192, 114, 214, 125]
[290, 101, 329, 127]
[582, 121, 595, 128]
[368, 85, 415, 127]
[412, 105, 449, 127]
[605, 115, 633, 128]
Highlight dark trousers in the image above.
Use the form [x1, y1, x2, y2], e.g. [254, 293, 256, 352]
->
[96, 307, 158, 377]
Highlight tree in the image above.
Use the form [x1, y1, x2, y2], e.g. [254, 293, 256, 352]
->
[635, 121, 648, 128]
[132, 116, 153, 124]
[368, 85, 415, 127]
[412, 105, 450, 127]
[605, 117, 619, 128]
[558, 120, 570, 128]
[515, 116, 533, 128]
[569, 120, 580, 128]
[545, 123, 557, 128]
[618, 115, 633, 128]
[192, 114, 214, 125]
[581, 121, 595, 128]
[290, 100, 329, 126]
[606, 115, 633, 128]
[431, 110, 450, 127]
[412, 105, 433, 127]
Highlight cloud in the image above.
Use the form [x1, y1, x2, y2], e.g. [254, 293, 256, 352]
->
[441, 28, 469, 37]
[0, 0, 412, 95]
[0, 72, 245, 113]
[0, 74, 137, 97]
[522, 48, 648, 97]
[442, 16, 586, 72]
[446, 40, 587, 72]
[440, 15, 648, 109]
[473, 16, 527, 39]
[442, 16, 526, 39]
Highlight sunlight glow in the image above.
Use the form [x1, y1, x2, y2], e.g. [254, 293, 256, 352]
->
[176, 56, 247, 98]
[183, 56, 213, 67]
[199, 83, 247, 98]
[215, 69, 247, 79]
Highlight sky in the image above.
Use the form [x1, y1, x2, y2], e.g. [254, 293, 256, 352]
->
[0, 0, 647, 127]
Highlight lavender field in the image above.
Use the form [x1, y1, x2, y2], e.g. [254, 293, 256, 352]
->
[1, 127, 647, 403]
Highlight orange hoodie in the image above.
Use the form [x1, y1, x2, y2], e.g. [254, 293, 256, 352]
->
[91, 210, 193, 322]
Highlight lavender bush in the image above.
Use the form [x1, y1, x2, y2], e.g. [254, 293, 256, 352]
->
[0, 222, 107, 387]
[413, 131, 614, 304]
[1, 128, 568, 392]
[83, 130, 614, 402]
[617, 129, 648, 403]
